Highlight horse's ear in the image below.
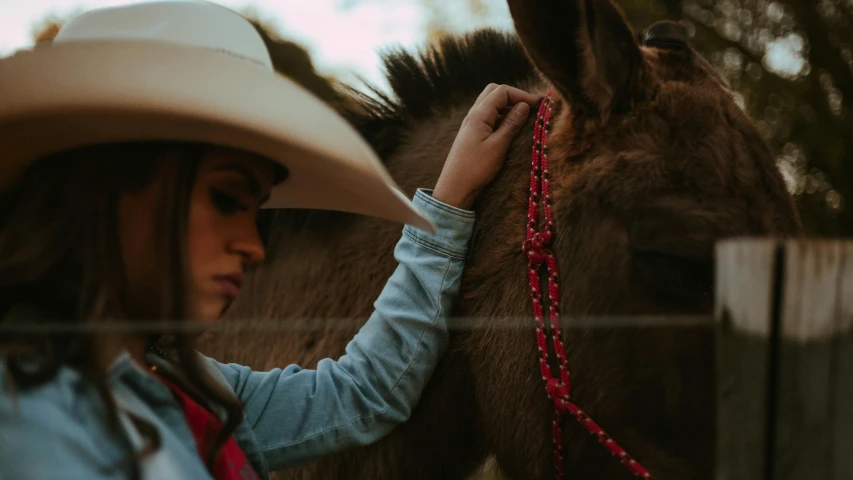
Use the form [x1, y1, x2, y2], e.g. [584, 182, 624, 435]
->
[32, 21, 63, 44]
[507, 0, 646, 118]
[248, 19, 347, 107]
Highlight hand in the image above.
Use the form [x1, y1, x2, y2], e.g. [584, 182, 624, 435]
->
[432, 84, 539, 211]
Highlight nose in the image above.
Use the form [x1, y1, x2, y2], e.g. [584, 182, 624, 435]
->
[227, 228, 266, 264]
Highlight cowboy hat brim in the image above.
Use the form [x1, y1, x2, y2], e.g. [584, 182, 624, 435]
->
[0, 40, 436, 233]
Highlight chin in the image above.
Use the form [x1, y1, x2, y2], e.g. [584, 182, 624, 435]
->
[194, 300, 229, 323]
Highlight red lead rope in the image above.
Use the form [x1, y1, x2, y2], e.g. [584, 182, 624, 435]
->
[521, 92, 655, 479]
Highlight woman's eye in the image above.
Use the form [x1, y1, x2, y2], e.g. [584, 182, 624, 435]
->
[632, 251, 713, 309]
[210, 189, 248, 215]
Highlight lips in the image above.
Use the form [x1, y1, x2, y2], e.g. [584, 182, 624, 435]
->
[214, 273, 243, 299]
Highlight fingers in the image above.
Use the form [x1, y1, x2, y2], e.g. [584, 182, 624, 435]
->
[491, 102, 531, 146]
[473, 83, 500, 108]
[487, 85, 540, 109]
[472, 84, 539, 128]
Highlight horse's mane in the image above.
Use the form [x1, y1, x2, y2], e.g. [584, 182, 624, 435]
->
[252, 27, 538, 233]
[347, 28, 536, 160]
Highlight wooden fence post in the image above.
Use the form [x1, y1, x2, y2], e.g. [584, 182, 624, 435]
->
[715, 239, 853, 480]
[772, 241, 853, 480]
[715, 239, 781, 480]
[833, 243, 853, 480]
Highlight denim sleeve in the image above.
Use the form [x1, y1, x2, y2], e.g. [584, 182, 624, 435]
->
[211, 188, 475, 470]
[0, 367, 129, 479]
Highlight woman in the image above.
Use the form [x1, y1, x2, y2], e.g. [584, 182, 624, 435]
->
[0, 2, 536, 479]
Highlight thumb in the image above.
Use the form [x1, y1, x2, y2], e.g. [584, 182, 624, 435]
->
[493, 102, 531, 141]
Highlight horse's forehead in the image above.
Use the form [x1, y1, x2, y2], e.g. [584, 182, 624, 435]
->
[534, 45, 757, 206]
[549, 96, 759, 211]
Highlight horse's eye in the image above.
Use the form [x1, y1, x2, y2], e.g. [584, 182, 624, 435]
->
[631, 251, 713, 310]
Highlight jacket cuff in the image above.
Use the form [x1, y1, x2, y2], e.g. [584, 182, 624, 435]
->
[403, 189, 475, 260]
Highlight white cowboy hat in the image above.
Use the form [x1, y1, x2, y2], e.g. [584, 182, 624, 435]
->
[0, 0, 436, 233]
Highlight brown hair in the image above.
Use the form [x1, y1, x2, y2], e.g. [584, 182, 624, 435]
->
[0, 142, 245, 477]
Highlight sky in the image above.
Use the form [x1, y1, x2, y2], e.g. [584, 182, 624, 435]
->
[0, 0, 515, 92]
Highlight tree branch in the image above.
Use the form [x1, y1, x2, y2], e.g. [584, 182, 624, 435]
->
[787, 1, 853, 102]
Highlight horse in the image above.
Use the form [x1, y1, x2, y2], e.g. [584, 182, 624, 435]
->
[207, 1, 803, 478]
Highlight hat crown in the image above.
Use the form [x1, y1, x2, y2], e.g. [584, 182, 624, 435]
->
[54, 0, 272, 70]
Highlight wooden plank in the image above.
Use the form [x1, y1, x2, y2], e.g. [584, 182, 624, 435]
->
[830, 243, 853, 480]
[714, 238, 781, 480]
[771, 240, 853, 480]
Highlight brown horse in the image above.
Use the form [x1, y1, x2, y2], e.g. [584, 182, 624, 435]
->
[196, 1, 803, 479]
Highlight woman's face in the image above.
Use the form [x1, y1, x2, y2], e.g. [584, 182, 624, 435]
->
[119, 147, 276, 322]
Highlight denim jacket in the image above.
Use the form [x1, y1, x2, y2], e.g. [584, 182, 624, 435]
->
[0, 189, 475, 480]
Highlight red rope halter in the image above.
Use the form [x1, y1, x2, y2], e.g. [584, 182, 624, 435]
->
[521, 91, 654, 479]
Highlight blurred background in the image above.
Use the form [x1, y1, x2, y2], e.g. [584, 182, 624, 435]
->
[2, 0, 850, 236]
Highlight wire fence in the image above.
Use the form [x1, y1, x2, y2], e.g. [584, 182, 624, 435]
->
[0, 314, 713, 335]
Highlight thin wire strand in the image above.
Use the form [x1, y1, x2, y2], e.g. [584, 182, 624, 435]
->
[0, 315, 712, 334]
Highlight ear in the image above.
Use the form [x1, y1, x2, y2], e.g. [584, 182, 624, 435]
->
[507, 0, 647, 118]
[32, 20, 63, 44]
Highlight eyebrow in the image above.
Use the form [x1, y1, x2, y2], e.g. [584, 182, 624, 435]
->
[214, 163, 262, 196]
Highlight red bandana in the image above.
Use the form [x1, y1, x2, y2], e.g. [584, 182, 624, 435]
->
[158, 375, 260, 480]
